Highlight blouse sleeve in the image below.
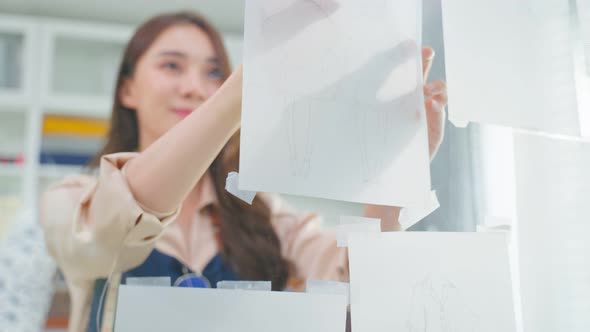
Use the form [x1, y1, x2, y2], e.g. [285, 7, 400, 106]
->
[40, 152, 181, 282]
[266, 195, 349, 283]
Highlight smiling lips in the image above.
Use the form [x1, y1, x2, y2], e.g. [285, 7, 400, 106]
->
[173, 108, 193, 118]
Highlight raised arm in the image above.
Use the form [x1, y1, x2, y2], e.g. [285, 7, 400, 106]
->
[125, 66, 243, 214]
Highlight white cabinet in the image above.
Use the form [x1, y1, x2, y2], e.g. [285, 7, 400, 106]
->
[0, 112, 26, 162]
[0, 15, 35, 108]
[40, 20, 131, 117]
[0, 15, 37, 203]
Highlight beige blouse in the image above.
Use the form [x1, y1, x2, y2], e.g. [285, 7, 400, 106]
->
[40, 153, 348, 332]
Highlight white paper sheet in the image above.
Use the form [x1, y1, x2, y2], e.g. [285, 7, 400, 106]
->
[336, 216, 381, 247]
[216, 280, 271, 291]
[125, 277, 170, 287]
[339, 215, 382, 226]
[441, 0, 585, 136]
[306, 279, 350, 305]
[578, 0, 590, 75]
[398, 190, 440, 229]
[513, 132, 590, 332]
[240, 0, 431, 208]
[225, 172, 257, 204]
[115, 285, 347, 332]
[479, 216, 525, 332]
[573, 1, 590, 137]
[347, 232, 517, 332]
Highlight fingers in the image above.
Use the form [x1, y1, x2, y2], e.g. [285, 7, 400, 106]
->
[424, 80, 445, 96]
[422, 47, 435, 81]
[424, 80, 448, 107]
[425, 98, 446, 159]
[425, 97, 445, 114]
[421, 50, 448, 117]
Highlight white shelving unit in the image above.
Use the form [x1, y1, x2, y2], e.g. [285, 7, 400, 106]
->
[0, 15, 35, 108]
[39, 18, 133, 119]
[0, 14, 37, 207]
[0, 13, 244, 210]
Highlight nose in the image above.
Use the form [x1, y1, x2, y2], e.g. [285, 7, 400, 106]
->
[178, 71, 208, 101]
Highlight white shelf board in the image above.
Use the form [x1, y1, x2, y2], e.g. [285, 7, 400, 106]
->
[0, 91, 27, 108]
[0, 14, 37, 109]
[41, 17, 132, 42]
[39, 164, 83, 178]
[42, 94, 112, 118]
[0, 14, 37, 30]
[0, 163, 24, 177]
[0, 102, 28, 114]
[39, 18, 129, 119]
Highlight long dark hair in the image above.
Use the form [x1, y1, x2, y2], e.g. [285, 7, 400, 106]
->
[90, 11, 291, 290]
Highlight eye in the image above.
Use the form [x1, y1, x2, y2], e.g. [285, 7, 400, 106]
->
[162, 61, 182, 72]
[208, 68, 224, 79]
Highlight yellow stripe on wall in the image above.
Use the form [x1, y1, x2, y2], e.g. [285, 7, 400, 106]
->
[43, 115, 109, 137]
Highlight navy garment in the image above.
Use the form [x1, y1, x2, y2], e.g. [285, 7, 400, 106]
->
[87, 249, 238, 332]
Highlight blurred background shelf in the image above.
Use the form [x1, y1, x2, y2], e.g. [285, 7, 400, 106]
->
[42, 96, 113, 118]
[0, 15, 35, 108]
[0, 31, 22, 91]
[38, 165, 84, 179]
[0, 164, 24, 177]
[39, 19, 131, 116]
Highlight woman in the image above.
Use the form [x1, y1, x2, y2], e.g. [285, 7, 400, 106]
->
[41, 11, 448, 332]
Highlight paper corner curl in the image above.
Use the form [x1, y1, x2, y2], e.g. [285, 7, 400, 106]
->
[398, 190, 440, 230]
[225, 172, 257, 205]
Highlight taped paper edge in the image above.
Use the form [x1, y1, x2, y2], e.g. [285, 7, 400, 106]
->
[225, 172, 257, 204]
[398, 190, 440, 230]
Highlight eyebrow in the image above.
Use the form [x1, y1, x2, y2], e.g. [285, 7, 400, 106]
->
[157, 50, 187, 58]
[157, 51, 220, 64]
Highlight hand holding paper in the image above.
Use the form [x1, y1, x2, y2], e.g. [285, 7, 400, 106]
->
[421, 47, 448, 160]
[240, 0, 432, 207]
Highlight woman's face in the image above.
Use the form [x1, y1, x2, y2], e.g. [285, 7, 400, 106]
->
[120, 24, 225, 147]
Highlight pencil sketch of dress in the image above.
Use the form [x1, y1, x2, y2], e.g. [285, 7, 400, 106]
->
[406, 274, 482, 332]
[259, 0, 340, 179]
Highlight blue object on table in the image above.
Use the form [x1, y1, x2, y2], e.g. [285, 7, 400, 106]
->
[174, 273, 211, 288]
